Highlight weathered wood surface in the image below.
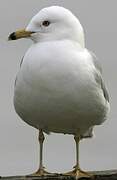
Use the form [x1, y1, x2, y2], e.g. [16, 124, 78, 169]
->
[1, 170, 117, 180]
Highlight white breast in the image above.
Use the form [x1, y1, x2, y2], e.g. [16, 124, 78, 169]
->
[14, 40, 109, 135]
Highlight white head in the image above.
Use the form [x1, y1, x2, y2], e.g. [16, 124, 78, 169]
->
[9, 6, 85, 48]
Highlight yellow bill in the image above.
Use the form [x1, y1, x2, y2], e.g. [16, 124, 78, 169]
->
[8, 29, 34, 40]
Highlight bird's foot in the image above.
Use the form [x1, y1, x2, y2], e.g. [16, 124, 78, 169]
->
[63, 166, 94, 179]
[27, 167, 53, 177]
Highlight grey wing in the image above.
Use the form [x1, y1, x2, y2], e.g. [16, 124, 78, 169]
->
[100, 77, 109, 102]
[20, 56, 24, 67]
[14, 56, 24, 87]
[91, 51, 109, 102]
[81, 51, 109, 139]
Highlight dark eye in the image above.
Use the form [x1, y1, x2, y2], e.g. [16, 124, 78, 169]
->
[42, 21, 50, 27]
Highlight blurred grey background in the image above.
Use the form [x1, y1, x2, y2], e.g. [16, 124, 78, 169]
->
[0, 0, 116, 176]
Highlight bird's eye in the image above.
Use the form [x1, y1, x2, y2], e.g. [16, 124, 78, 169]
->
[42, 21, 50, 27]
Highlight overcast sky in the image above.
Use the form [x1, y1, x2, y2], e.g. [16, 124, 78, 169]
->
[0, 0, 117, 177]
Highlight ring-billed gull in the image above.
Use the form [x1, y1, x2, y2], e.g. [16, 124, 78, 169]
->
[8, 6, 110, 179]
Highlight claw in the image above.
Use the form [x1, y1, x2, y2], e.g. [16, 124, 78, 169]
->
[26, 167, 59, 177]
[63, 167, 94, 179]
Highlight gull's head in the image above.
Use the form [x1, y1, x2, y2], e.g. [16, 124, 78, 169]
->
[8, 6, 85, 48]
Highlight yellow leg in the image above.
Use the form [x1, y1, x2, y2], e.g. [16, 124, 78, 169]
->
[28, 130, 52, 176]
[64, 135, 93, 179]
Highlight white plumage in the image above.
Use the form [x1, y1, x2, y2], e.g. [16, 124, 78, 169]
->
[14, 6, 109, 137]
[9, 6, 110, 177]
